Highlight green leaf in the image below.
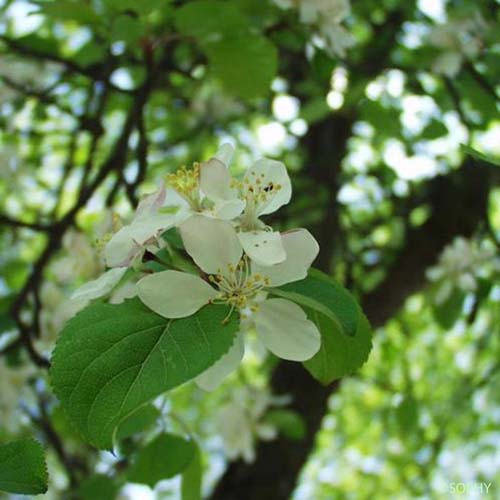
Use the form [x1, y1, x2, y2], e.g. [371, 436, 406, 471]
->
[32, 1, 101, 25]
[104, 0, 166, 15]
[175, 0, 247, 40]
[432, 287, 465, 330]
[50, 298, 238, 449]
[421, 119, 448, 139]
[461, 144, 500, 168]
[263, 409, 306, 440]
[78, 474, 119, 500]
[162, 227, 184, 250]
[205, 35, 277, 99]
[127, 433, 195, 488]
[111, 15, 145, 46]
[181, 441, 202, 500]
[275, 269, 372, 384]
[300, 97, 330, 124]
[0, 439, 48, 495]
[395, 393, 419, 434]
[116, 404, 160, 441]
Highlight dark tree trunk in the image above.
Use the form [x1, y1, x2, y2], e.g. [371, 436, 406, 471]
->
[210, 162, 492, 500]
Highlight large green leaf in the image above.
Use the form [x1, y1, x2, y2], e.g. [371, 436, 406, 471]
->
[0, 439, 48, 495]
[115, 404, 160, 441]
[127, 433, 196, 488]
[205, 35, 277, 99]
[174, 0, 247, 41]
[174, 0, 276, 99]
[50, 298, 238, 449]
[274, 269, 372, 384]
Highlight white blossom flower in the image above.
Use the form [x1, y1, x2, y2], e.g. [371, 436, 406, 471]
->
[299, 0, 351, 25]
[166, 152, 246, 224]
[137, 215, 320, 388]
[105, 144, 294, 269]
[200, 144, 292, 265]
[317, 23, 355, 58]
[272, 0, 355, 57]
[52, 229, 102, 283]
[427, 237, 498, 304]
[104, 183, 183, 268]
[216, 387, 283, 463]
[105, 153, 246, 268]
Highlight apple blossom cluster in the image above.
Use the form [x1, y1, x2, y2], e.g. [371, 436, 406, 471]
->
[426, 236, 498, 305]
[70, 144, 322, 390]
[272, 0, 355, 57]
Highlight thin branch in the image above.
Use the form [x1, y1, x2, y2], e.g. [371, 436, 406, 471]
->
[0, 35, 133, 95]
[443, 77, 474, 132]
[0, 214, 51, 231]
[9, 72, 157, 368]
[465, 61, 499, 101]
[0, 73, 74, 116]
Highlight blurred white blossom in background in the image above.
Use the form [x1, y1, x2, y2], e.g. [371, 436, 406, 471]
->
[273, 0, 355, 57]
[427, 236, 498, 304]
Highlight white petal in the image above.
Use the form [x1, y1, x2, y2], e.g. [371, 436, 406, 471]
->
[162, 187, 191, 212]
[253, 229, 319, 286]
[105, 227, 141, 268]
[238, 230, 286, 266]
[200, 158, 239, 203]
[180, 215, 242, 275]
[214, 199, 246, 220]
[109, 282, 137, 304]
[244, 158, 292, 216]
[71, 267, 127, 302]
[254, 298, 321, 361]
[195, 332, 244, 391]
[137, 270, 217, 318]
[214, 143, 234, 166]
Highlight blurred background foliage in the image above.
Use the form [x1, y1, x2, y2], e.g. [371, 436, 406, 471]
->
[0, 0, 499, 498]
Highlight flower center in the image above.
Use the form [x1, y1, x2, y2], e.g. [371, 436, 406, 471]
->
[166, 163, 201, 209]
[232, 171, 282, 230]
[208, 257, 270, 311]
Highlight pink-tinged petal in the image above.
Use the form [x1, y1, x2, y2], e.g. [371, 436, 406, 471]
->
[104, 214, 178, 268]
[137, 270, 217, 319]
[135, 183, 166, 219]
